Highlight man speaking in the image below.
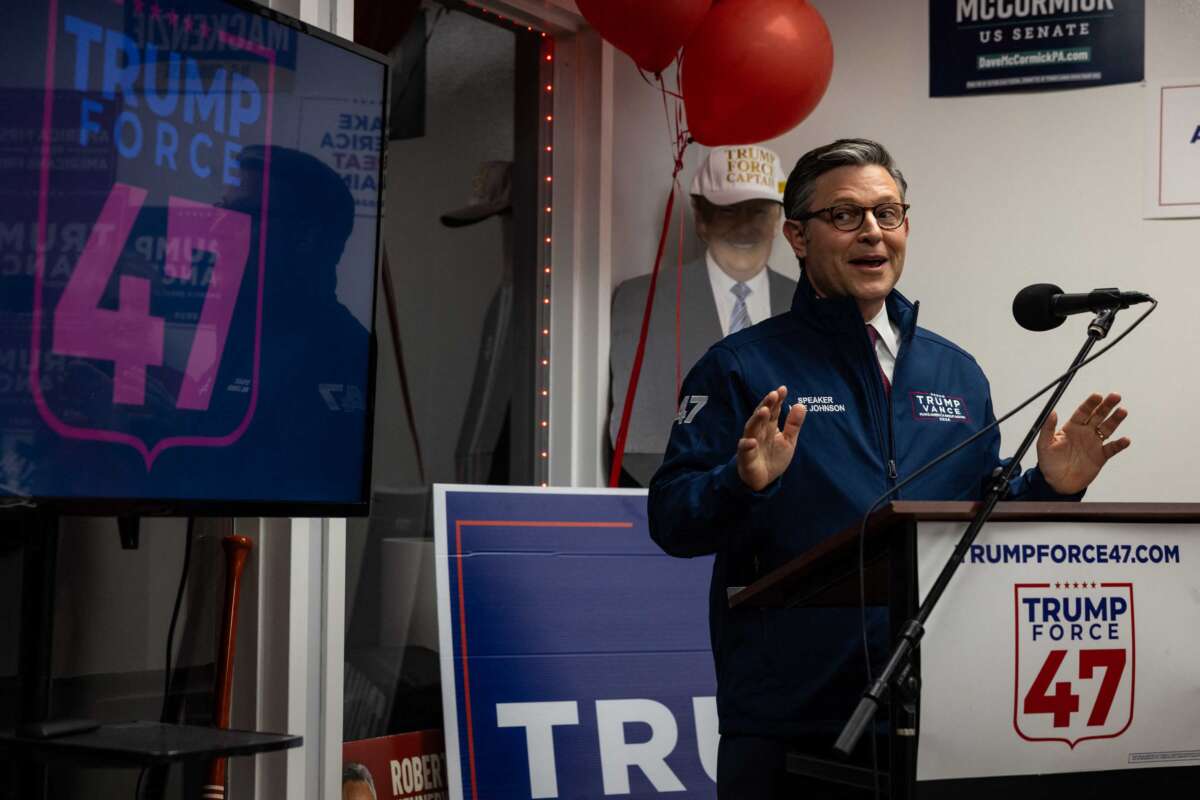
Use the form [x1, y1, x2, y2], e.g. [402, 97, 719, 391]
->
[647, 139, 1131, 798]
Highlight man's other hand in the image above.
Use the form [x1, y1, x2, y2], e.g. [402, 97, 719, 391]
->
[1036, 392, 1131, 495]
[737, 386, 806, 492]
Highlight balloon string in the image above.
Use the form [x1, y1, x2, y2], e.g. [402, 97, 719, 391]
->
[669, 59, 689, 402]
[674, 52, 691, 143]
[675, 168, 686, 400]
[659, 73, 678, 159]
[638, 66, 683, 99]
[609, 67, 691, 487]
[610, 119, 690, 487]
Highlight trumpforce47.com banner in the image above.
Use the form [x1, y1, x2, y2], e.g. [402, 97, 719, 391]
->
[433, 486, 718, 799]
[930, 0, 1144, 96]
[916, 520, 1200, 782]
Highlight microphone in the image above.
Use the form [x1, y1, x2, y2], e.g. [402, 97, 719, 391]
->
[1012, 283, 1154, 331]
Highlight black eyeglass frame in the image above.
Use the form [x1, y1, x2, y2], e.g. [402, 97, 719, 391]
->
[790, 202, 911, 232]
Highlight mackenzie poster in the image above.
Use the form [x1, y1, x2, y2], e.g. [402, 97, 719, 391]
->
[930, 0, 1144, 97]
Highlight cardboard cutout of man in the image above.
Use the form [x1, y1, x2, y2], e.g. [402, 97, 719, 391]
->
[609, 145, 798, 486]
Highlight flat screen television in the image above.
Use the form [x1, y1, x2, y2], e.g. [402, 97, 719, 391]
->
[0, 0, 387, 516]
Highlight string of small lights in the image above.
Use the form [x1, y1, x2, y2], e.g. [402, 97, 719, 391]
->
[463, 3, 554, 487]
[536, 33, 554, 487]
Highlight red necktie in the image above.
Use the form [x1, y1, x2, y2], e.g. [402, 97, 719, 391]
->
[866, 325, 891, 396]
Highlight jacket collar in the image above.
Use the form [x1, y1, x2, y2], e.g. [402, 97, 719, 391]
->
[789, 270, 919, 342]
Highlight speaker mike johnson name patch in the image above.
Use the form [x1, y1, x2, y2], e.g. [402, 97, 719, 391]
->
[794, 395, 846, 413]
[910, 391, 969, 423]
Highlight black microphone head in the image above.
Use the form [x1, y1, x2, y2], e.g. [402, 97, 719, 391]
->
[1013, 283, 1066, 331]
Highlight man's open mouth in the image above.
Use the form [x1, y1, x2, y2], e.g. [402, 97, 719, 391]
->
[849, 256, 887, 268]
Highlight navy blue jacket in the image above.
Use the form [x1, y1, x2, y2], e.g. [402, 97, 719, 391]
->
[648, 273, 1074, 738]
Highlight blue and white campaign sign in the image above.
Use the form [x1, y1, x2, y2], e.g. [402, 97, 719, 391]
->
[916, 521, 1200, 781]
[433, 486, 718, 800]
[929, 0, 1144, 97]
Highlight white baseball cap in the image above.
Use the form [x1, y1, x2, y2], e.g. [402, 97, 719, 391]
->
[689, 145, 786, 207]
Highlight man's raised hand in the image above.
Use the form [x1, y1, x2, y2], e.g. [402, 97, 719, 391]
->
[737, 386, 807, 491]
[1037, 392, 1131, 495]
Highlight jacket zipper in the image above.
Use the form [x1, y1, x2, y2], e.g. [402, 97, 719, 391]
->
[883, 375, 899, 488]
[887, 302, 919, 494]
[886, 402, 899, 482]
[864, 325, 897, 487]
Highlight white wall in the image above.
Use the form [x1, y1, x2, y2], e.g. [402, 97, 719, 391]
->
[600, 0, 1200, 501]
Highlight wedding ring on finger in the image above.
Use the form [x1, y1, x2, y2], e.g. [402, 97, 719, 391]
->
[1095, 427, 1108, 441]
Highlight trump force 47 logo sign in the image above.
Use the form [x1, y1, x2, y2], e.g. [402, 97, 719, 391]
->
[1014, 582, 1135, 748]
[32, 1, 276, 469]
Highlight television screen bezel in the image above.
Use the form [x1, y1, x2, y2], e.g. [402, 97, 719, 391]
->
[3, 0, 391, 519]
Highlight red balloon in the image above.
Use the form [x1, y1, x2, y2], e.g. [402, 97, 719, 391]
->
[576, 0, 713, 74]
[681, 0, 834, 146]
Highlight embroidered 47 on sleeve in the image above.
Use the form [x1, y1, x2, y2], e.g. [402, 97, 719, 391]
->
[674, 395, 708, 424]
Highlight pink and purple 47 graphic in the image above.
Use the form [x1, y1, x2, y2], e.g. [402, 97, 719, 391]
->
[32, 0, 275, 469]
[0, 0, 378, 506]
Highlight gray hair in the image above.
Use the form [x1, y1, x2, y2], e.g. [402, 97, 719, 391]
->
[782, 138, 908, 220]
[343, 762, 377, 798]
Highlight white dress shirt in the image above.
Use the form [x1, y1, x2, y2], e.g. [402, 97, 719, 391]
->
[865, 303, 900, 383]
[706, 251, 772, 336]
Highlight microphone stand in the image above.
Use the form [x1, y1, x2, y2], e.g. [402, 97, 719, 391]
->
[833, 307, 1120, 757]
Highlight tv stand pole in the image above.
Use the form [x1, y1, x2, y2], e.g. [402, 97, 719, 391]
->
[17, 510, 52, 798]
[16, 511, 98, 797]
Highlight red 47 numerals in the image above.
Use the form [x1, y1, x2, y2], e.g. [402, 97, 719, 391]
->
[1023, 648, 1126, 728]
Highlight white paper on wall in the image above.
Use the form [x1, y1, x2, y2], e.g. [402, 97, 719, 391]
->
[1145, 80, 1200, 218]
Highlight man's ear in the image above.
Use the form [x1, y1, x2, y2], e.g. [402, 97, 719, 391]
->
[782, 220, 807, 259]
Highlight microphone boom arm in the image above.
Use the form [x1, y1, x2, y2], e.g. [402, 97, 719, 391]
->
[833, 307, 1119, 757]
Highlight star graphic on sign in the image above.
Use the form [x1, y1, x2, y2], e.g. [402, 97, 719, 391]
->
[166, 9, 179, 25]
[149, 3, 161, 18]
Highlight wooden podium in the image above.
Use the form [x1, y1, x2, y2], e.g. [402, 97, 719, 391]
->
[728, 501, 1200, 799]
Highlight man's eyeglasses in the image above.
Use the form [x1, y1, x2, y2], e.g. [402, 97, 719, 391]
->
[792, 203, 910, 232]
